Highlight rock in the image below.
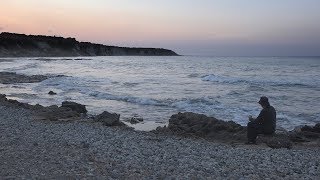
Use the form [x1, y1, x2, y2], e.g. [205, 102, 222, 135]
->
[266, 138, 293, 149]
[32, 104, 44, 111]
[167, 112, 246, 141]
[289, 134, 310, 143]
[301, 123, 320, 134]
[292, 125, 304, 133]
[61, 101, 87, 114]
[130, 115, 144, 124]
[94, 111, 125, 126]
[0, 94, 6, 101]
[289, 123, 320, 142]
[275, 126, 289, 135]
[0, 72, 47, 84]
[35, 105, 80, 121]
[48, 91, 57, 95]
[258, 134, 293, 149]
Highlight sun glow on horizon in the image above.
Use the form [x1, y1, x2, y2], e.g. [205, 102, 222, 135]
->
[1, 0, 320, 56]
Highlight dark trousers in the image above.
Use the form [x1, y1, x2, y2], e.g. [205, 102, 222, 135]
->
[247, 121, 263, 142]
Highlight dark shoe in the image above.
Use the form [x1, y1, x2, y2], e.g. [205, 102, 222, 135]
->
[245, 141, 257, 145]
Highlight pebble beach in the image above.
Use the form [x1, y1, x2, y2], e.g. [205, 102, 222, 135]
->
[1, 103, 319, 179]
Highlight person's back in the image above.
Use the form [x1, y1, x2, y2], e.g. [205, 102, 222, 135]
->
[246, 96, 277, 144]
[258, 105, 276, 134]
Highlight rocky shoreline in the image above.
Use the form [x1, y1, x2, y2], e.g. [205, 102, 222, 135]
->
[1, 95, 320, 179]
[0, 72, 48, 84]
[1, 72, 320, 179]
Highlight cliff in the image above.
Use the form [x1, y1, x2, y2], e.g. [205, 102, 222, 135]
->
[0, 32, 178, 57]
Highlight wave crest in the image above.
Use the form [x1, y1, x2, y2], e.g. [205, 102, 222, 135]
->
[201, 74, 318, 88]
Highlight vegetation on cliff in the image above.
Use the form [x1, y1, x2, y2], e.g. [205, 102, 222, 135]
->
[0, 32, 178, 57]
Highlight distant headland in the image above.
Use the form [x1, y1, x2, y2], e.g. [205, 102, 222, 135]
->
[0, 32, 178, 57]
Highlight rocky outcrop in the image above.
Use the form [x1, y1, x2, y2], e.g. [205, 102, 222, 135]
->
[257, 134, 293, 149]
[0, 32, 179, 57]
[61, 101, 87, 114]
[289, 123, 320, 142]
[0, 72, 47, 84]
[156, 112, 319, 149]
[0, 94, 82, 121]
[165, 112, 246, 141]
[35, 105, 81, 121]
[94, 111, 125, 126]
[1, 93, 128, 126]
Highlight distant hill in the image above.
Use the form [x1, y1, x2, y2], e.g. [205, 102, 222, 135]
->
[0, 32, 178, 57]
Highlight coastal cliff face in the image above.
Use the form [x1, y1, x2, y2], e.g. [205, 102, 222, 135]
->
[0, 32, 178, 57]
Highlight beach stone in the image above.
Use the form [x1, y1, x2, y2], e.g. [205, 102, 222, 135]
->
[61, 101, 87, 114]
[94, 111, 125, 126]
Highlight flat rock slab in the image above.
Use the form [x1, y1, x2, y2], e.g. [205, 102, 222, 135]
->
[0, 72, 48, 84]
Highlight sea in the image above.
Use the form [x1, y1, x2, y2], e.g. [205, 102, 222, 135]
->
[0, 56, 319, 130]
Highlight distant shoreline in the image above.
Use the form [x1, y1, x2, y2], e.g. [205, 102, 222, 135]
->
[0, 32, 179, 57]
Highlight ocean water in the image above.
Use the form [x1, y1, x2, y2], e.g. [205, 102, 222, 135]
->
[0, 56, 319, 130]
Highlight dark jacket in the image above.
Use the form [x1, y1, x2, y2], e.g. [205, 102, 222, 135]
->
[254, 105, 276, 134]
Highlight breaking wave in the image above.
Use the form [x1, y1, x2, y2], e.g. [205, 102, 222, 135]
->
[201, 74, 318, 88]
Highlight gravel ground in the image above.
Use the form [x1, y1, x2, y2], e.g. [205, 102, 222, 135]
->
[0, 104, 319, 179]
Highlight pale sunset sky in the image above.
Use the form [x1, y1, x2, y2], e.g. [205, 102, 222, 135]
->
[1, 0, 319, 56]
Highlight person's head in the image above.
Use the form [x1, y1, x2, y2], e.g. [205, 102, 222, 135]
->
[258, 96, 270, 108]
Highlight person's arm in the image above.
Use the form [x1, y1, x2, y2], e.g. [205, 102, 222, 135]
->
[253, 109, 265, 124]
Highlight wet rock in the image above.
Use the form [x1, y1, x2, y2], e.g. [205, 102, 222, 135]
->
[94, 111, 125, 126]
[0, 94, 6, 101]
[0, 72, 47, 84]
[48, 91, 57, 95]
[61, 101, 87, 114]
[130, 115, 144, 124]
[0, 95, 34, 109]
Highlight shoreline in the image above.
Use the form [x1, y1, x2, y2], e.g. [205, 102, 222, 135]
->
[1, 71, 320, 178]
[1, 92, 319, 149]
[1, 96, 320, 179]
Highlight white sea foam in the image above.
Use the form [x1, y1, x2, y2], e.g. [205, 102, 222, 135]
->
[201, 74, 319, 88]
[1, 56, 319, 130]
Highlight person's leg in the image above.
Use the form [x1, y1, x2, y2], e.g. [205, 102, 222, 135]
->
[247, 121, 259, 143]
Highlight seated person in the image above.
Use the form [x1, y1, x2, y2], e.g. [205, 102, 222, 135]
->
[247, 96, 276, 144]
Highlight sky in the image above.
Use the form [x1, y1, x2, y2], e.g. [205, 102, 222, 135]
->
[0, 0, 320, 56]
